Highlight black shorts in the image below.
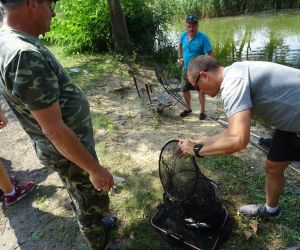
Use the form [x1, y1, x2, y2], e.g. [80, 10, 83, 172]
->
[267, 129, 300, 162]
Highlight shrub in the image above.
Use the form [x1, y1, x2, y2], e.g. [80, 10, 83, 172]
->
[47, 0, 168, 54]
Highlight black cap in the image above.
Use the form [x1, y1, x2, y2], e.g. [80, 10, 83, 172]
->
[186, 14, 199, 23]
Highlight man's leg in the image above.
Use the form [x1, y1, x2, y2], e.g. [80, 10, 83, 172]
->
[264, 159, 290, 207]
[180, 71, 193, 117]
[55, 162, 109, 250]
[183, 91, 191, 111]
[0, 160, 34, 206]
[180, 91, 193, 117]
[0, 160, 13, 194]
[240, 129, 298, 218]
[198, 91, 206, 120]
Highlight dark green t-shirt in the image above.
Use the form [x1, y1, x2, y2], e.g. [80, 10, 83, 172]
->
[0, 27, 96, 165]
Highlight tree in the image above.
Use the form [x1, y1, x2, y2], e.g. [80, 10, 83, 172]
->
[107, 0, 132, 53]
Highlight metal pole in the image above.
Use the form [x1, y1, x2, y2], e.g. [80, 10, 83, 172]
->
[218, 119, 261, 139]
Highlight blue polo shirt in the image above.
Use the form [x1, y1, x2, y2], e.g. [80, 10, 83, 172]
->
[180, 31, 212, 70]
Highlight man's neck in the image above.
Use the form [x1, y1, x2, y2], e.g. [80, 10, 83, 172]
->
[216, 67, 225, 86]
[188, 32, 197, 40]
[2, 12, 39, 37]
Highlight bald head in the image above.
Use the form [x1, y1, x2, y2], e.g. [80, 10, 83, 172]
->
[188, 55, 220, 84]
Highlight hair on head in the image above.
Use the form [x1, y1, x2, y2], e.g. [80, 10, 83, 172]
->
[188, 55, 220, 82]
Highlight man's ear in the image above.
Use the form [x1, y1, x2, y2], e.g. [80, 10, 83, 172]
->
[199, 71, 208, 79]
[27, 0, 38, 12]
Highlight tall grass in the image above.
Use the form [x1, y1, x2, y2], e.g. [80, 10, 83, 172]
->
[154, 0, 300, 18]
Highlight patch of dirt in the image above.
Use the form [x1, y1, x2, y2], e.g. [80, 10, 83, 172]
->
[0, 69, 299, 249]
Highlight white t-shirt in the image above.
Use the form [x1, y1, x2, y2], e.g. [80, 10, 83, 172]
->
[221, 61, 300, 134]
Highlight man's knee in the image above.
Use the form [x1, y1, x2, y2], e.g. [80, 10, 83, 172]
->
[182, 84, 193, 92]
[263, 159, 289, 176]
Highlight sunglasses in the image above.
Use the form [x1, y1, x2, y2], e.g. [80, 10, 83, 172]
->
[192, 74, 201, 91]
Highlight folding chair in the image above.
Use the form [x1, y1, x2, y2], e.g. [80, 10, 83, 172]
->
[154, 66, 186, 110]
[133, 75, 173, 113]
[133, 75, 154, 103]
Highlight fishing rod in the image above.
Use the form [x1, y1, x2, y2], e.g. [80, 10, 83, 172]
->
[207, 114, 300, 175]
[217, 119, 262, 140]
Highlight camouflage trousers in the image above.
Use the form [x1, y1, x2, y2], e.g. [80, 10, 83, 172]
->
[53, 161, 109, 250]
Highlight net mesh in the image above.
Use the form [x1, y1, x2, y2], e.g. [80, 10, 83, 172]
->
[159, 140, 217, 222]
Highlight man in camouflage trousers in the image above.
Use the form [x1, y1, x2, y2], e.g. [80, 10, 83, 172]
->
[0, 0, 115, 249]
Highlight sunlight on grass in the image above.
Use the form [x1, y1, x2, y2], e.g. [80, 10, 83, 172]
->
[45, 42, 129, 92]
[92, 112, 114, 136]
[110, 174, 165, 249]
[96, 141, 109, 156]
[35, 194, 47, 204]
[198, 156, 300, 249]
[94, 131, 299, 249]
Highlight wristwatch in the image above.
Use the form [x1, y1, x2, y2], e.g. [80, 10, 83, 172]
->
[193, 144, 204, 158]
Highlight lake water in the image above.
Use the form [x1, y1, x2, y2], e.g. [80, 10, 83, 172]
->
[2, 10, 300, 68]
[169, 10, 300, 68]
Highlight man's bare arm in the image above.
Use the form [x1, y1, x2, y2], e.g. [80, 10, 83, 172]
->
[179, 109, 251, 156]
[178, 43, 183, 58]
[31, 101, 113, 190]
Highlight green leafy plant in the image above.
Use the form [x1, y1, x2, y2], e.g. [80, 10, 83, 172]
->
[47, 0, 168, 54]
[152, 0, 300, 18]
[47, 0, 110, 53]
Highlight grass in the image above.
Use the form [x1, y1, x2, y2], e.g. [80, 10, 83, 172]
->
[92, 112, 115, 136]
[31, 229, 45, 241]
[150, 111, 161, 129]
[198, 156, 300, 249]
[45, 41, 130, 93]
[45, 43, 300, 250]
[101, 152, 300, 250]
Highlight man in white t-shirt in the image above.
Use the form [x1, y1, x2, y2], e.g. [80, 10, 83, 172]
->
[178, 55, 300, 218]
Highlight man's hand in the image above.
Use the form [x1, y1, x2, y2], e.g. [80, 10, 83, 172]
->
[178, 57, 184, 68]
[0, 110, 8, 129]
[89, 165, 114, 191]
[178, 139, 196, 157]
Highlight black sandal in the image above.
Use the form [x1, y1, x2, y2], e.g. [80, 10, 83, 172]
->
[180, 109, 192, 117]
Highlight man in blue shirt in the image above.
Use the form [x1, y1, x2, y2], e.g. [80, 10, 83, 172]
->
[178, 14, 214, 119]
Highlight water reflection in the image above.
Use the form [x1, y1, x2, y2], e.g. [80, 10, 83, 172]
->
[170, 10, 300, 68]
